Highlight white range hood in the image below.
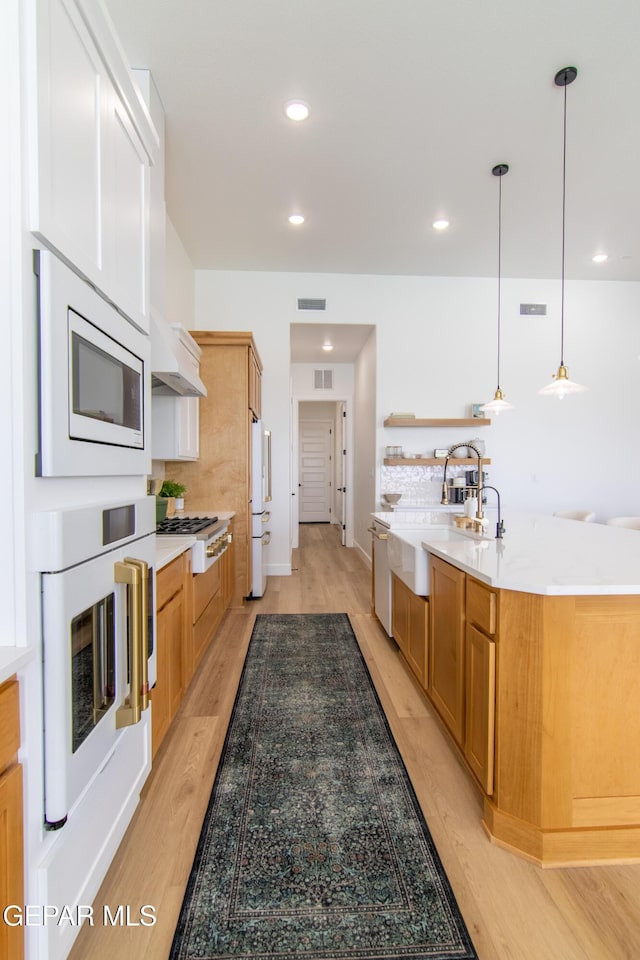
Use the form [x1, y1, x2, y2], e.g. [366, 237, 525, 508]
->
[151, 316, 207, 397]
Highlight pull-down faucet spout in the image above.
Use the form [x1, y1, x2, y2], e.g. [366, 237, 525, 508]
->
[441, 442, 485, 520]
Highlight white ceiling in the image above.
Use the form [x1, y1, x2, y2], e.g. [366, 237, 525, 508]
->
[105, 0, 640, 283]
[290, 322, 375, 363]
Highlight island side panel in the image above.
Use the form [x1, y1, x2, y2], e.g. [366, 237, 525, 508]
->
[571, 595, 640, 825]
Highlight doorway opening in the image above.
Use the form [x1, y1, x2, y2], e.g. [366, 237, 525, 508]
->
[292, 399, 350, 549]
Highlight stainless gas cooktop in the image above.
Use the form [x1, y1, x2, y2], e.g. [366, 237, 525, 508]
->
[156, 516, 218, 536]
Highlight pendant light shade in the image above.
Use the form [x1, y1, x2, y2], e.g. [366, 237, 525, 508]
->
[539, 66, 587, 399]
[481, 163, 513, 415]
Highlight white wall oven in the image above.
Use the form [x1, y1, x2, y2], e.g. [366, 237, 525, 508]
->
[33, 497, 156, 829]
[35, 249, 151, 476]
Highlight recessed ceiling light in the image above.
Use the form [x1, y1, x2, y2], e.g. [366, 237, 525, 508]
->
[322, 343, 334, 352]
[285, 101, 310, 122]
[288, 214, 305, 225]
[432, 219, 449, 231]
[592, 253, 608, 263]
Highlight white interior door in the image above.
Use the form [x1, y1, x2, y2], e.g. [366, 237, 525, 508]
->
[299, 420, 332, 522]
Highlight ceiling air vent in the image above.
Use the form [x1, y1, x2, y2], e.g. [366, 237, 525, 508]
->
[297, 298, 326, 311]
[314, 369, 333, 390]
[520, 303, 547, 316]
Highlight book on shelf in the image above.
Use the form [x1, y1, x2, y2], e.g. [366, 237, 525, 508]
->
[387, 412, 415, 419]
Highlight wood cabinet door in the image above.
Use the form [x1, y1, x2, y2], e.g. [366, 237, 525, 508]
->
[0, 763, 24, 960]
[391, 574, 409, 656]
[248, 348, 262, 419]
[429, 556, 466, 744]
[166, 589, 185, 718]
[464, 623, 496, 794]
[407, 591, 428, 690]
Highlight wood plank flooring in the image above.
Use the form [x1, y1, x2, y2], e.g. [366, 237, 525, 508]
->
[69, 523, 640, 960]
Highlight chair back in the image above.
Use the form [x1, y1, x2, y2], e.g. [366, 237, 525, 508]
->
[553, 510, 595, 522]
[606, 517, 640, 530]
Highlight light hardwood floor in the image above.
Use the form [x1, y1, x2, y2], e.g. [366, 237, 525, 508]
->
[69, 523, 640, 960]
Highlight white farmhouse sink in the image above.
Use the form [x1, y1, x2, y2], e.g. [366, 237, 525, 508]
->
[388, 528, 459, 595]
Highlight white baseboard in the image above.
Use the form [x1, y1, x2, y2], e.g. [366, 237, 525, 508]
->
[354, 540, 371, 570]
[266, 563, 292, 577]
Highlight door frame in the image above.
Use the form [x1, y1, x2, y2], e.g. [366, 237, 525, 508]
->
[291, 398, 354, 549]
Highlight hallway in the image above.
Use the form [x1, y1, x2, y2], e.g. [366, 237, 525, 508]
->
[69, 524, 640, 960]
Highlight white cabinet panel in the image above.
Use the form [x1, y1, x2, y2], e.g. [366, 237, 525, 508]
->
[152, 396, 199, 461]
[28, 0, 106, 279]
[106, 95, 149, 330]
[27, 0, 152, 332]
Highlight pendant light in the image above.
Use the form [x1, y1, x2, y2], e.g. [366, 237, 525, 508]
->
[481, 163, 513, 415]
[539, 66, 587, 399]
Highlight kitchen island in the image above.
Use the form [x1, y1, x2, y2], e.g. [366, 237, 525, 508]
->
[375, 510, 640, 866]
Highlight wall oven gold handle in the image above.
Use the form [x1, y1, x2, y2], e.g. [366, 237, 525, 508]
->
[127, 558, 150, 711]
[114, 559, 144, 728]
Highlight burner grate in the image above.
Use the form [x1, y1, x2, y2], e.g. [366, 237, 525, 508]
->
[156, 516, 218, 535]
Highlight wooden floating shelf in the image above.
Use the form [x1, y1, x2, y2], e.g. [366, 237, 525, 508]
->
[384, 417, 491, 427]
[384, 458, 492, 467]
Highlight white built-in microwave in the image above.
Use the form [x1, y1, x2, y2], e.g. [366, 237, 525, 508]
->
[35, 250, 151, 477]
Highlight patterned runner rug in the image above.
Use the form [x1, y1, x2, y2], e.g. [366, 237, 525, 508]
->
[170, 613, 478, 959]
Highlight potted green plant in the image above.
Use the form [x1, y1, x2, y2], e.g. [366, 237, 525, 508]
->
[159, 480, 187, 514]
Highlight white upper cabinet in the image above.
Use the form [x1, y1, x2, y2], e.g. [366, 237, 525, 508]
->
[106, 93, 150, 329]
[26, 0, 158, 333]
[152, 396, 200, 462]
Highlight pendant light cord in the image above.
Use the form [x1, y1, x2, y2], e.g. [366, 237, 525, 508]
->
[560, 79, 567, 367]
[496, 172, 502, 389]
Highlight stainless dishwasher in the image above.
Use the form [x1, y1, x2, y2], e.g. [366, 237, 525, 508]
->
[369, 516, 393, 636]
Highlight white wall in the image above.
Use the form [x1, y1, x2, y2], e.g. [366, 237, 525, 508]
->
[195, 269, 640, 566]
[353, 328, 377, 560]
[166, 215, 195, 327]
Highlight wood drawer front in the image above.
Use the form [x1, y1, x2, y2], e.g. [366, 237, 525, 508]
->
[193, 562, 221, 624]
[193, 591, 224, 668]
[0, 679, 20, 772]
[466, 578, 497, 635]
[157, 553, 185, 610]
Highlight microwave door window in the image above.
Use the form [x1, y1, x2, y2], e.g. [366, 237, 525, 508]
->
[72, 333, 141, 432]
[71, 594, 116, 753]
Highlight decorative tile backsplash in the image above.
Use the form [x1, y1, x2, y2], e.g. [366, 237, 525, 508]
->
[380, 463, 474, 505]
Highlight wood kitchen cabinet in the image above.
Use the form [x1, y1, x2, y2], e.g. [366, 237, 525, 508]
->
[391, 573, 428, 689]
[152, 552, 189, 757]
[428, 556, 466, 745]
[170, 333, 262, 607]
[428, 557, 497, 793]
[0, 677, 24, 960]
[26, 0, 157, 332]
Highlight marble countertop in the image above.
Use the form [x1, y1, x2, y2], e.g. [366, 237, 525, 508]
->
[156, 535, 196, 570]
[371, 510, 640, 596]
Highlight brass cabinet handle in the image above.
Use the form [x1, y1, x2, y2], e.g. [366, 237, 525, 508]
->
[367, 526, 389, 540]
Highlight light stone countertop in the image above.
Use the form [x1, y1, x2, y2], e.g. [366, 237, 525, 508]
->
[421, 511, 640, 596]
[156, 535, 196, 571]
[0, 645, 36, 686]
[371, 509, 640, 596]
